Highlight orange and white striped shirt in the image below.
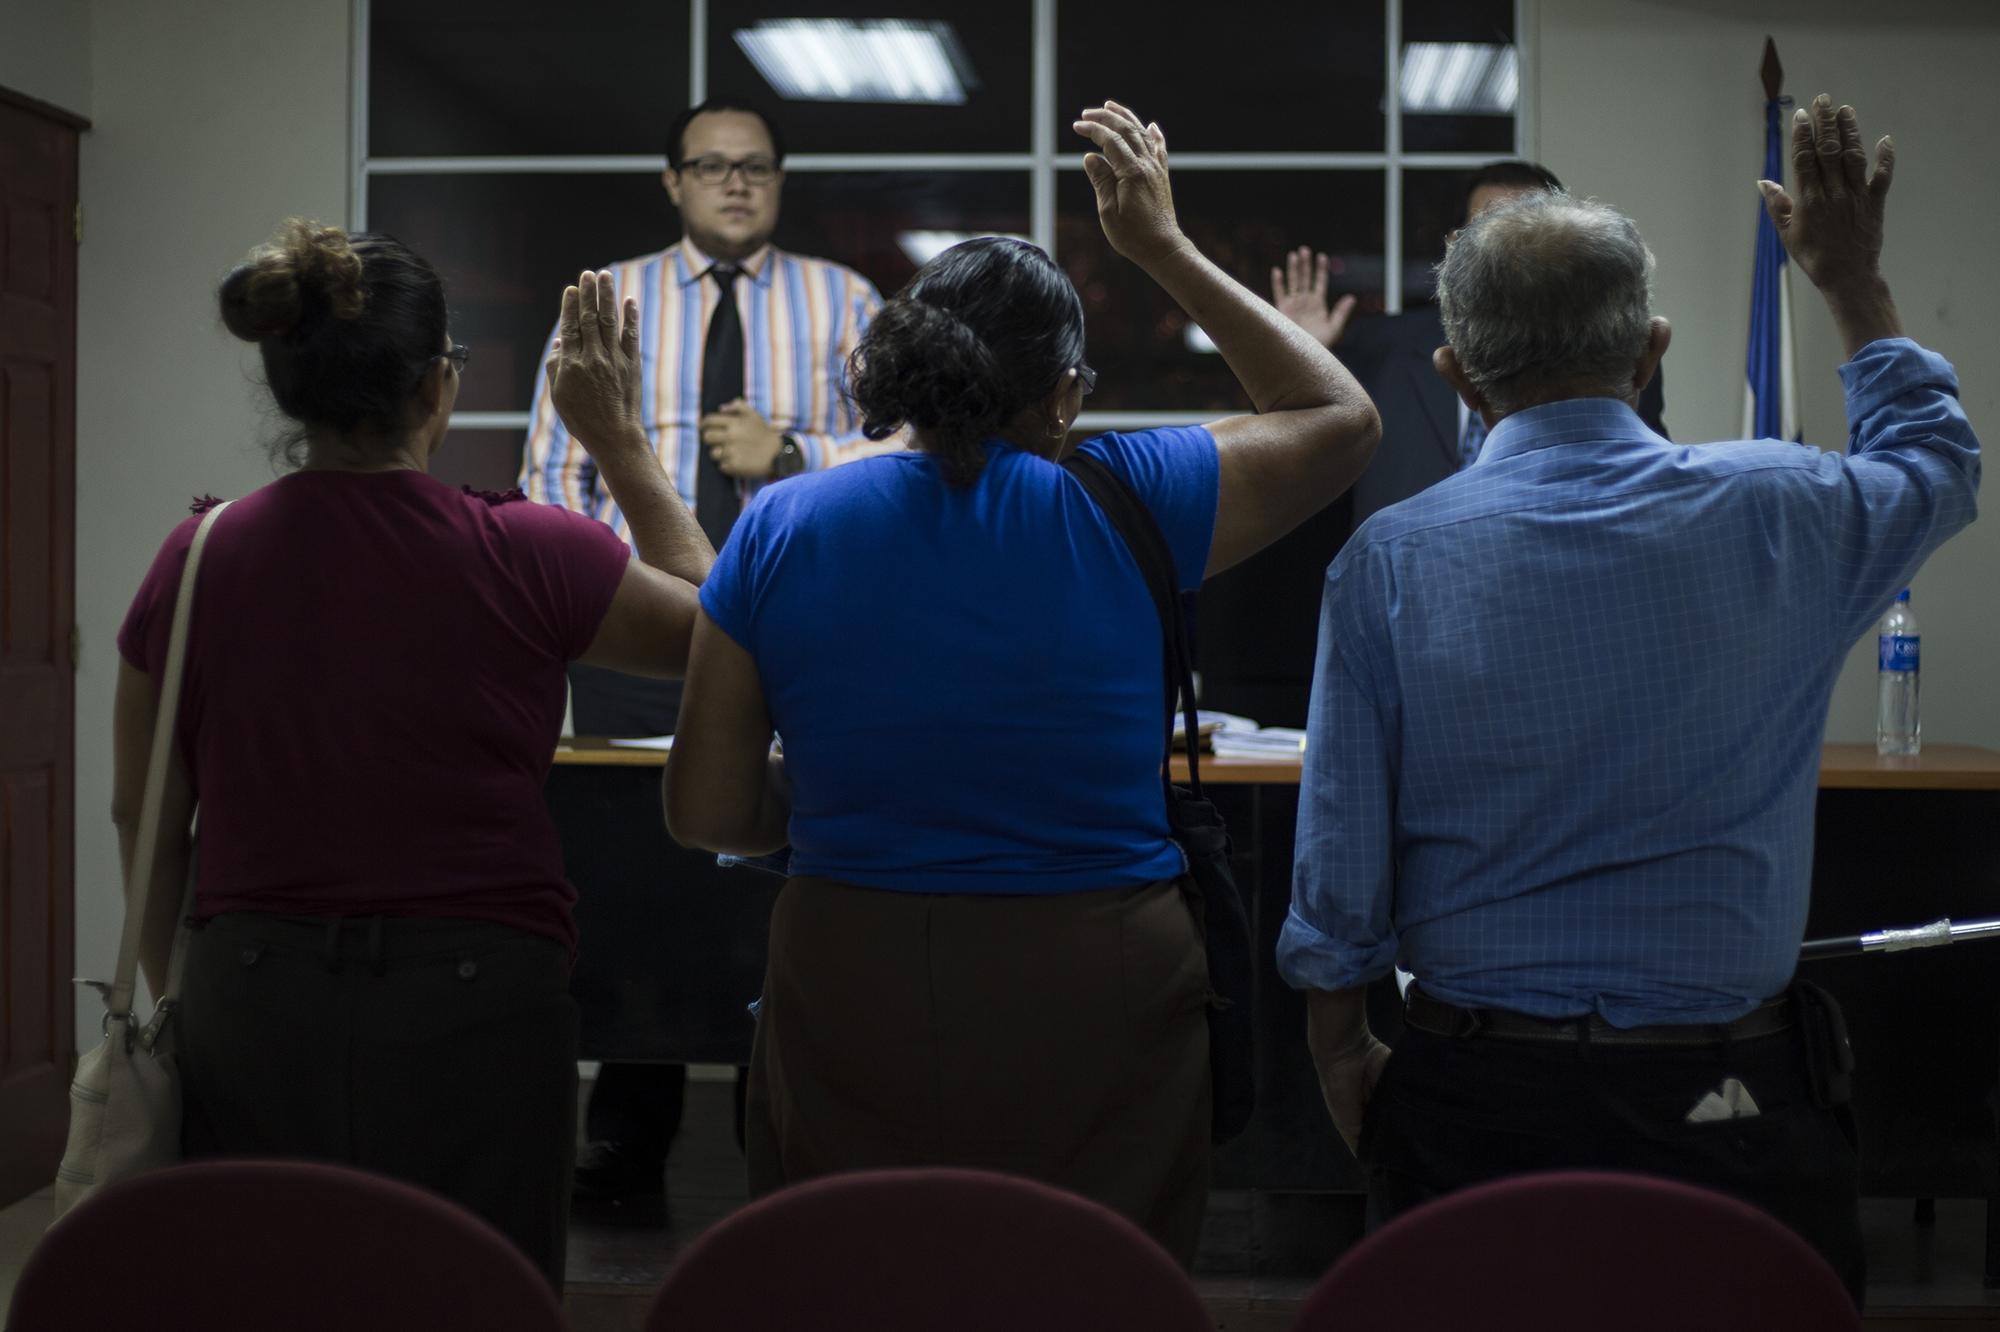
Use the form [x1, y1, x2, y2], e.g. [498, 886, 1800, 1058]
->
[519, 238, 890, 542]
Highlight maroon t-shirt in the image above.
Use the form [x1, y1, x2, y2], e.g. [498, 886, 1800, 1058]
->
[117, 470, 631, 952]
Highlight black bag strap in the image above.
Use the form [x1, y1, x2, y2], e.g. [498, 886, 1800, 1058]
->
[1062, 451, 1205, 802]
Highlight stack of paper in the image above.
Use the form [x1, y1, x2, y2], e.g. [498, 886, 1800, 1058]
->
[1212, 724, 1308, 758]
[1172, 711, 1308, 758]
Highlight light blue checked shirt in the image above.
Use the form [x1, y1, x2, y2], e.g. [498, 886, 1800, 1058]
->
[1278, 338, 1980, 1026]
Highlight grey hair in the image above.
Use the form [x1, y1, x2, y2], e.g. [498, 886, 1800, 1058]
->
[1434, 191, 1655, 415]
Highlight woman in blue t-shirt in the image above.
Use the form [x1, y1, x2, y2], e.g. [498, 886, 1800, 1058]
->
[666, 101, 1381, 1263]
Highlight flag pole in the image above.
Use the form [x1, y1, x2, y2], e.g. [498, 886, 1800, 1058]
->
[1744, 38, 1800, 442]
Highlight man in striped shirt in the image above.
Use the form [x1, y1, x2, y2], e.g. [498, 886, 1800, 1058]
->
[522, 98, 889, 1204]
[522, 99, 889, 545]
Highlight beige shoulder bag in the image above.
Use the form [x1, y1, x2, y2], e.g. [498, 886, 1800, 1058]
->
[52, 499, 231, 1221]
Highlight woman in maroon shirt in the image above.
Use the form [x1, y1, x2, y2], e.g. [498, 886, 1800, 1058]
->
[112, 221, 698, 1287]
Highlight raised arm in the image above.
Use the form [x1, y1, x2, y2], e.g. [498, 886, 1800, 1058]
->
[552, 271, 714, 584]
[1757, 93, 1901, 358]
[551, 270, 711, 677]
[521, 320, 597, 513]
[1759, 96, 1979, 638]
[1270, 246, 1357, 350]
[1074, 102, 1380, 578]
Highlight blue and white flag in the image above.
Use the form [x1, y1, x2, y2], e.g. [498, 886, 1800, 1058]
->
[1744, 96, 1800, 441]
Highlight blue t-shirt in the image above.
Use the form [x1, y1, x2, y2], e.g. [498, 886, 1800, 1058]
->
[699, 428, 1220, 894]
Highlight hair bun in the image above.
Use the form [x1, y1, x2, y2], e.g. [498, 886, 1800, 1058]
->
[219, 217, 366, 343]
[848, 297, 1007, 441]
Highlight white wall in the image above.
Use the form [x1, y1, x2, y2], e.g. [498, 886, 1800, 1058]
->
[72, 0, 350, 1043]
[0, 0, 91, 117]
[1532, 0, 2000, 746]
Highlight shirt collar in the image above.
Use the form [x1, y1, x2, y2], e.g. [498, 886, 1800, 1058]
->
[674, 237, 776, 289]
[1474, 396, 1659, 465]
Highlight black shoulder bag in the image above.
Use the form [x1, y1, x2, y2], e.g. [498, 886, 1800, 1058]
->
[1063, 451, 1256, 1145]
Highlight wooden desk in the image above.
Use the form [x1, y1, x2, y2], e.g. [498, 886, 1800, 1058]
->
[552, 739, 1307, 786]
[557, 739, 2000, 790]
[1818, 742, 2000, 790]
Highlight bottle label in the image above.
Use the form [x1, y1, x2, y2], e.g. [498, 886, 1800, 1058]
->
[1879, 634, 1920, 673]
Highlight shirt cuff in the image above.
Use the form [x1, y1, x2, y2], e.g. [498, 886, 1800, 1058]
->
[1839, 337, 1959, 414]
[793, 432, 829, 472]
[1274, 905, 1399, 993]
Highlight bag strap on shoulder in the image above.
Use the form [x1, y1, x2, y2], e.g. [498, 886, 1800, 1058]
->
[1061, 451, 1205, 802]
[108, 500, 231, 1021]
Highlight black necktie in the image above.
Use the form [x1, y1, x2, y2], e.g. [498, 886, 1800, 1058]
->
[696, 264, 744, 548]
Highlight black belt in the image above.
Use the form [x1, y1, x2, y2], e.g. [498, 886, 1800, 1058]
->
[1403, 986, 1795, 1048]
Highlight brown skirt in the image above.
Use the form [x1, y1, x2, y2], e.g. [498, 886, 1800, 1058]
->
[744, 874, 1212, 1266]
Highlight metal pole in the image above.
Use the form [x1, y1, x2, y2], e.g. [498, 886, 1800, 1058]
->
[1798, 916, 2000, 962]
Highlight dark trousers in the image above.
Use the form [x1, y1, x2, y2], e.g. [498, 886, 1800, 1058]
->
[584, 1062, 686, 1161]
[1361, 990, 1865, 1305]
[747, 876, 1212, 1267]
[178, 913, 579, 1289]
[567, 663, 699, 1163]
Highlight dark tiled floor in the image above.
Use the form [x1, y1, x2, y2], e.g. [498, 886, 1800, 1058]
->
[567, 1077, 2000, 1330]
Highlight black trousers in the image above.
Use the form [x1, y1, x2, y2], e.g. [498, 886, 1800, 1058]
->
[1361, 989, 1865, 1305]
[178, 913, 579, 1289]
[567, 663, 698, 1164]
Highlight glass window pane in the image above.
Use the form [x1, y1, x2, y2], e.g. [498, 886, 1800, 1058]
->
[1399, 0, 1517, 154]
[1401, 168, 1469, 306]
[1056, 0, 1385, 153]
[707, 2, 1031, 153]
[1057, 170, 1384, 413]
[368, 0, 691, 157]
[368, 171, 1029, 414]
[434, 430, 527, 494]
[771, 171, 1031, 298]
[368, 173, 677, 413]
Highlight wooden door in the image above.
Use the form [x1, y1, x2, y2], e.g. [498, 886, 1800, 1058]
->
[0, 86, 84, 1205]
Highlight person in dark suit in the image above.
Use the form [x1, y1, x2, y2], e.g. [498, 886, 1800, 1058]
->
[1273, 161, 1668, 535]
[1196, 162, 1669, 728]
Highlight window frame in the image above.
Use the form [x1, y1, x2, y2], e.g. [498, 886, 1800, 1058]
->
[351, 0, 1533, 432]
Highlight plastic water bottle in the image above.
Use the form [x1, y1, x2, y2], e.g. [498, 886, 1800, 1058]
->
[1877, 589, 1920, 756]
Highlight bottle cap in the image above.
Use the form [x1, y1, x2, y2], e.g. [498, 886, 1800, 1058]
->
[1895, 589, 1910, 602]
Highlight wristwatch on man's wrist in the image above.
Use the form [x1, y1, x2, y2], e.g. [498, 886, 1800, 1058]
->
[773, 434, 806, 479]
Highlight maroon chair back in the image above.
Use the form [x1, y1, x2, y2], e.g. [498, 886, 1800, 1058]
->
[8, 1160, 565, 1332]
[1295, 1170, 1858, 1331]
[645, 1167, 1212, 1332]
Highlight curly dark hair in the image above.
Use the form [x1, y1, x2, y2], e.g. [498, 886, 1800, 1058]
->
[847, 237, 1086, 487]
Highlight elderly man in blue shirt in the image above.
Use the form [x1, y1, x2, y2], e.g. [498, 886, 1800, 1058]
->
[1279, 95, 1977, 1300]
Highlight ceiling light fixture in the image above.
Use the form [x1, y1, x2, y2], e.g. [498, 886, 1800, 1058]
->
[735, 19, 978, 105]
[1400, 42, 1517, 115]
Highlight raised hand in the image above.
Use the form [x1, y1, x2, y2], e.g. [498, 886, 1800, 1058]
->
[549, 269, 646, 453]
[1757, 94, 1892, 294]
[1073, 101, 1185, 266]
[1270, 246, 1357, 349]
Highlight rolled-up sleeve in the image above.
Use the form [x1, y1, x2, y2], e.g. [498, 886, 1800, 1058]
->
[1277, 562, 1400, 992]
[1826, 337, 1980, 643]
[797, 269, 895, 471]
